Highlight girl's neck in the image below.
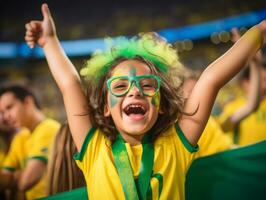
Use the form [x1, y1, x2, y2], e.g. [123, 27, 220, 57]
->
[120, 132, 145, 146]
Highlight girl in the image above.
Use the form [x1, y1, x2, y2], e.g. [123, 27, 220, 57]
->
[25, 4, 266, 200]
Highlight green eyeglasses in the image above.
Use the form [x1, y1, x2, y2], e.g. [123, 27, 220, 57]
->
[107, 75, 161, 97]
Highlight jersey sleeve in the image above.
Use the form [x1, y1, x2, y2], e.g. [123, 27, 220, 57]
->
[196, 116, 233, 158]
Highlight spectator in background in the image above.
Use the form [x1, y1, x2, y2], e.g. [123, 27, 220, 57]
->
[182, 69, 233, 158]
[0, 84, 60, 200]
[218, 28, 265, 146]
[0, 116, 30, 200]
[47, 122, 85, 195]
[0, 113, 16, 200]
[0, 113, 16, 167]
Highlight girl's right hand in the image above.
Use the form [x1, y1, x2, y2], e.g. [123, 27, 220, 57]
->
[25, 3, 56, 48]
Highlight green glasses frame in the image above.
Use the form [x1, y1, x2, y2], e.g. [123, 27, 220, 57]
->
[106, 74, 161, 97]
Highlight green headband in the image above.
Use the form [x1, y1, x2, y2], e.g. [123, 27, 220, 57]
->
[80, 32, 182, 81]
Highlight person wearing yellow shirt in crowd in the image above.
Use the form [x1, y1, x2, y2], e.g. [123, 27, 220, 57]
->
[219, 61, 266, 146]
[218, 28, 265, 146]
[0, 110, 17, 165]
[0, 104, 19, 199]
[0, 123, 12, 168]
[0, 84, 60, 200]
[182, 69, 233, 158]
[0, 110, 34, 200]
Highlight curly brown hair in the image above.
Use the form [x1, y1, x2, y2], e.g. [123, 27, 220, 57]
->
[85, 56, 185, 142]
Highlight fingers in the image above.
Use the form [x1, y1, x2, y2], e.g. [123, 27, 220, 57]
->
[24, 21, 42, 48]
[41, 3, 52, 21]
[231, 27, 241, 43]
[230, 27, 238, 35]
[24, 3, 55, 48]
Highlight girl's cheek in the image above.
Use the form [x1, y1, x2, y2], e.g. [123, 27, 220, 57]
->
[151, 92, 160, 111]
[109, 94, 119, 108]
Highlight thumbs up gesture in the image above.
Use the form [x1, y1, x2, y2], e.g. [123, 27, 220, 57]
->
[25, 4, 56, 48]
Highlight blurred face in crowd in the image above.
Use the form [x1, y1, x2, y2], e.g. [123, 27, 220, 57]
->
[0, 91, 28, 128]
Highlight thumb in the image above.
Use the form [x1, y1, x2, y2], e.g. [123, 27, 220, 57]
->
[41, 3, 52, 21]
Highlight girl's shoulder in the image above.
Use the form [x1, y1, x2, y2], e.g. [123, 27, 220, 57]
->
[155, 124, 198, 153]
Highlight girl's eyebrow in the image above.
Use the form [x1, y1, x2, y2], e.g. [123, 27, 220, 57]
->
[112, 72, 125, 77]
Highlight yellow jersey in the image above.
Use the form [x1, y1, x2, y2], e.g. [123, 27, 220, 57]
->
[75, 124, 198, 200]
[218, 97, 266, 146]
[2, 118, 60, 200]
[196, 116, 233, 158]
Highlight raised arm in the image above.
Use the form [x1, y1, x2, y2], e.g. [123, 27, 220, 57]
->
[221, 28, 262, 131]
[25, 4, 91, 151]
[179, 21, 266, 146]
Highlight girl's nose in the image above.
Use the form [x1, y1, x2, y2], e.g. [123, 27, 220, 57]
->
[127, 82, 142, 97]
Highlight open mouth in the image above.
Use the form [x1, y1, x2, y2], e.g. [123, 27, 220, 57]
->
[123, 104, 147, 116]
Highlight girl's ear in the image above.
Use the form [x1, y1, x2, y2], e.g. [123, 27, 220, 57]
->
[104, 104, 111, 117]
[159, 107, 164, 114]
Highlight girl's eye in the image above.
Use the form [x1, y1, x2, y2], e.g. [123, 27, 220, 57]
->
[111, 79, 129, 93]
[114, 83, 127, 89]
[140, 78, 157, 90]
[142, 84, 153, 89]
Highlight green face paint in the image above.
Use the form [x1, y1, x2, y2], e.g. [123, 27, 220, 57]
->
[108, 65, 136, 108]
[151, 92, 160, 111]
[109, 93, 118, 108]
[129, 66, 136, 77]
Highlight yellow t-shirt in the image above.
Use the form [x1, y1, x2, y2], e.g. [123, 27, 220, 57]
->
[195, 116, 233, 158]
[218, 97, 266, 146]
[2, 128, 30, 170]
[75, 124, 198, 200]
[2, 118, 60, 200]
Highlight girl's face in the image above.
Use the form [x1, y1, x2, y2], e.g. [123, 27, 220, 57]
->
[104, 59, 161, 144]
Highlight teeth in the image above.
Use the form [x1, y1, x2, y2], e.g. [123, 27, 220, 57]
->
[126, 104, 145, 111]
[124, 104, 146, 115]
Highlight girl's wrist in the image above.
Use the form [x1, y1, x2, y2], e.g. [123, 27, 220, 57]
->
[43, 36, 59, 49]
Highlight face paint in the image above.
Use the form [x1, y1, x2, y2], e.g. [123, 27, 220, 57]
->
[151, 92, 160, 111]
[112, 65, 136, 77]
[128, 66, 139, 92]
[109, 93, 118, 108]
[108, 66, 127, 108]
[129, 66, 136, 77]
